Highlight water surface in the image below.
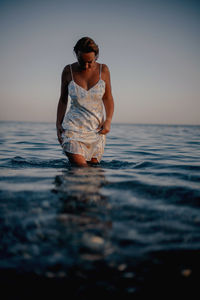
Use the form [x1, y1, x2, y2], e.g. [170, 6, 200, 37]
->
[0, 121, 200, 298]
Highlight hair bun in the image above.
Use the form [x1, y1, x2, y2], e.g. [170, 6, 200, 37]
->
[73, 37, 99, 59]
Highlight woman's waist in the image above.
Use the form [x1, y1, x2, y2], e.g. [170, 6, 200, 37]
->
[69, 101, 104, 115]
[63, 110, 104, 128]
[62, 128, 103, 143]
[63, 126, 99, 134]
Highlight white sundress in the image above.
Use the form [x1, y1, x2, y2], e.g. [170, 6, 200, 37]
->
[61, 63, 106, 163]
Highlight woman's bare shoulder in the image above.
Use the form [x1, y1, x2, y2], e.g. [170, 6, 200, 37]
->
[101, 64, 111, 82]
[62, 64, 71, 75]
[102, 64, 111, 76]
[101, 63, 110, 72]
[61, 64, 73, 83]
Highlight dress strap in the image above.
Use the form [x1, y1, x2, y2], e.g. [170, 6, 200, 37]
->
[69, 64, 74, 81]
[99, 64, 102, 80]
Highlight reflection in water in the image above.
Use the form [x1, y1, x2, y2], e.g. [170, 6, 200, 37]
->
[54, 164, 108, 203]
[53, 164, 113, 262]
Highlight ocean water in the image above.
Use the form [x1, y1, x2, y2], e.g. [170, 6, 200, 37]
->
[0, 120, 200, 298]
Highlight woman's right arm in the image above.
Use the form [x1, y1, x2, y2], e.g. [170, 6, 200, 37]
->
[56, 66, 69, 145]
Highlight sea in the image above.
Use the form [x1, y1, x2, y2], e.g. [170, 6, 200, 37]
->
[0, 120, 200, 299]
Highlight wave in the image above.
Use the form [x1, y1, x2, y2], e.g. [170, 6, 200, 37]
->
[0, 156, 68, 168]
[105, 179, 200, 207]
[100, 160, 136, 169]
[1, 156, 200, 174]
[1, 157, 137, 170]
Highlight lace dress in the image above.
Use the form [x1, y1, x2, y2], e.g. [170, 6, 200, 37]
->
[61, 63, 106, 162]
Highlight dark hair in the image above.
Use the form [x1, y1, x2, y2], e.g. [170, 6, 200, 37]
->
[73, 37, 99, 60]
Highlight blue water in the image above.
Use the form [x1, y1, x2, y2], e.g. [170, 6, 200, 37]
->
[0, 121, 200, 297]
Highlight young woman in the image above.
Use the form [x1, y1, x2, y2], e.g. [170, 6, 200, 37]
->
[56, 37, 114, 167]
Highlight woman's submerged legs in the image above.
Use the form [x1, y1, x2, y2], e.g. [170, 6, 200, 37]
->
[64, 152, 99, 167]
[64, 152, 88, 167]
[87, 157, 99, 165]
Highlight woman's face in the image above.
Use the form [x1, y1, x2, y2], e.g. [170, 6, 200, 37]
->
[77, 51, 97, 70]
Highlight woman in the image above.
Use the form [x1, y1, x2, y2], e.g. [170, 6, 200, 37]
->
[56, 37, 114, 167]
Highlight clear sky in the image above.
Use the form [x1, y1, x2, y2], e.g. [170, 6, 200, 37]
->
[0, 0, 199, 124]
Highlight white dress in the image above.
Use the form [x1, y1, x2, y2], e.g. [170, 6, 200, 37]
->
[61, 63, 106, 162]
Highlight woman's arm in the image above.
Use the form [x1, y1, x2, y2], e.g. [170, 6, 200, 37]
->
[98, 64, 114, 135]
[56, 66, 69, 145]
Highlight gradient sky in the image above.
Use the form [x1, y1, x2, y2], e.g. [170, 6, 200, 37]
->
[0, 0, 199, 124]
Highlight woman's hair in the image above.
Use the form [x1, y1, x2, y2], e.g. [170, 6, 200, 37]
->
[73, 37, 99, 60]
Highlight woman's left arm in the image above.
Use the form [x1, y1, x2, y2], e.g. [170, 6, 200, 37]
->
[97, 64, 114, 135]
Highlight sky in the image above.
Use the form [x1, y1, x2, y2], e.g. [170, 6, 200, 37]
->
[0, 0, 199, 125]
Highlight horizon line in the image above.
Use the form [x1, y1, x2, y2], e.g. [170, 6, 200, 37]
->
[0, 120, 199, 126]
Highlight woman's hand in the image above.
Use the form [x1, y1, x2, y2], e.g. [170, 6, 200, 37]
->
[56, 124, 65, 145]
[97, 119, 111, 135]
